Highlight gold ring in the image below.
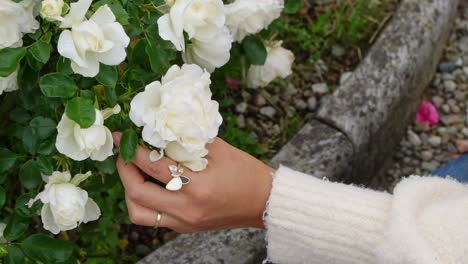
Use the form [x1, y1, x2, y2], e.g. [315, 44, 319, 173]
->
[154, 211, 162, 229]
[166, 163, 190, 191]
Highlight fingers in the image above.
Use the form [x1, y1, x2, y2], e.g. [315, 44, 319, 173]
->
[125, 197, 180, 228]
[113, 132, 174, 184]
[116, 157, 184, 215]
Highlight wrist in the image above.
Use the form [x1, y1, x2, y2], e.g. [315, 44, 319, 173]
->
[249, 164, 275, 229]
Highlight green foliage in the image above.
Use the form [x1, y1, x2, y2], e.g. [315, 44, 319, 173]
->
[66, 98, 96, 128]
[120, 129, 138, 164]
[242, 36, 267, 65]
[0, 47, 27, 77]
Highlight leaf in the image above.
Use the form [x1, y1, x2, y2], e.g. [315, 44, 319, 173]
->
[29, 116, 56, 139]
[5, 244, 33, 264]
[120, 129, 138, 164]
[96, 64, 118, 88]
[36, 156, 53, 176]
[22, 127, 38, 154]
[0, 148, 16, 173]
[284, 0, 302, 14]
[39, 72, 78, 98]
[22, 234, 75, 263]
[95, 156, 116, 174]
[0, 244, 7, 258]
[29, 36, 51, 64]
[65, 97, 96, 128]
[145, 44, 171, 74]
[0, 186, 5, 209]
[19, 160, 42, 189]
[4, 213, 29, 241]
[15, 193, 41, 218]
[0, 47, 27, 77]
[242, 36, 267, 65]
[9, 108, 31, 124]
[56, 57, 73, 75]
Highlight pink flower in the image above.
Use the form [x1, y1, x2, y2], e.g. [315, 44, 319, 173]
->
[225, 76, 238, 90]
[416, 101, 439, 126]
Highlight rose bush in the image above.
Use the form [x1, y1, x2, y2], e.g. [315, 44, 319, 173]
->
[0, 0, 295, 262]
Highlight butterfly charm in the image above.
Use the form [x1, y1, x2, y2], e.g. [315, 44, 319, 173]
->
[166, 165, 190, 191]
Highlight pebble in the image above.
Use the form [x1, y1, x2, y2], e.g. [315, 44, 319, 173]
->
[332, 45, 345, 57]
[444, 80, 457, 92]
[407, 130, 422, 146]
[462, 127, 468, 137]
[438, 62, 456, 73]
[294, 99, 307, 110]
[340, 72, 353, 84]
[312, 83, 328, 95]
[259, 106, 276, 118]
[431, 95, 444, 107]
[421, 161, 440, 172]
[428, 136, 442, 147]
[255, 95, 266, 107]
[307, 97, 318, 111]
[421, 150, 433, 161]
[451, 105, 461, 113]
[441, 104, 451, 114]
[440, 114, 465, 126]
[235, 102, 248, 113]
[236, 115, 245, 128]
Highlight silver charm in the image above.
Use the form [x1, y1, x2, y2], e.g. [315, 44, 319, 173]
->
[166, 164, 190, 191]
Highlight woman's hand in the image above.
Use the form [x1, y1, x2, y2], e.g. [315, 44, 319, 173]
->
[113, 132, 274, 233]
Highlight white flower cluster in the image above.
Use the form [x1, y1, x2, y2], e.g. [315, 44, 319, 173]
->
[57, 0, 130, 77]
[0, 0, 40, 95]
[130, 64, 222, 171]
[28, 171, 101, 234]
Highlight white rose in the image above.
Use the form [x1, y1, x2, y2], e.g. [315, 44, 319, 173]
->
[225, 0, 283, 42]
[56, 105, 120, 161]
[40, 0, 64, 22]
[157, 0, 225, 51]
[183, 27, 232, 73]
[0, 69, 18, 95]
[27, 171, 101, 235]
[57, 0, 130, 77]
[0, 223, 6, 243]
[247, 41, 294, 88]
[130, 64, 222, 171]
[0, 0, 40, 49]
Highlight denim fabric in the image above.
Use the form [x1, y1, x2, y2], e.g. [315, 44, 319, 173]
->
[431, 154, 468, 183]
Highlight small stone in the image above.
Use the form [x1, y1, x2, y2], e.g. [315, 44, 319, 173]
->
[419, 133, 429, 145]
[312, 83, 328, 95]
[421, 150, 433, 161]
[447, 142, 458, 153]
[437, 127, 448, 135]
[462, 128, 468, 137]
[422, 161, 440, 172]
[241, 91, 252, 101]
[428, 136, 442, 147]
[444, 80, 457, 92]
[255, 95, 266, 107]
[340, 72, 353, 84]
[259, 106, 276, 118]
[447, 126, 458, 135]
[440, 114, 465, 126]
[441, 135, 451, 144]
[438, 62, 456, 73]
[135, 244, 151, 257]
[451, 105, 461, 113]
[407, 130, 422, 146]
[454, 91, 465, 101]
[431, 95, 444, 107]
[447, 99, 457, 106]
[163, 231, 178, 242]
[307, 97, 317, 111]
[271, 124, 281, 136]
[236, 115, 245, 128]
[441, 104, 451, 114]
[331, 45, 345, 57]
[235, 102, 248, 113]
[285, 83, 297, 95]
[294, 99, 307, 110]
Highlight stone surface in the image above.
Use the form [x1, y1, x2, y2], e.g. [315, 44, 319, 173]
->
[317, 0, 458, 183]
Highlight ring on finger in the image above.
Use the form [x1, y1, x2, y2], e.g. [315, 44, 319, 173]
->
[154, 211, 162, 229]
[166, 163, 190, 191]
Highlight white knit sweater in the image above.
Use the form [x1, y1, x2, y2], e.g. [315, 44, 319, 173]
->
[265, 166, 468, 264]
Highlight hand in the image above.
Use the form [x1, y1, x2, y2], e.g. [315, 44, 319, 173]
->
[113, 132, 274, 233]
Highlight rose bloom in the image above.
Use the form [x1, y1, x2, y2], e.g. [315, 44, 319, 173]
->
[130, 64, 222, 171]
[247, 41, 294, 88]
[0, 69, 18, 95]
[225, 0, 283, 42]
[183, 27, 232, 73]
[28, 171, 100, 235]
[158, 0, 225, 51]
[40, 0, 65, 22]
[56, 106, 120, 161]
[58, 0, 130, 77]
[416, 101, 439, 126]
[0, 0, 39, 49]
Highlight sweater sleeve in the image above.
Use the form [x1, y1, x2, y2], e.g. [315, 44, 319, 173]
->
[264, 166, 468, 264]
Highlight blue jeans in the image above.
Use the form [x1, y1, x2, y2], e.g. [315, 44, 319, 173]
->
[432, 154, 468, 183]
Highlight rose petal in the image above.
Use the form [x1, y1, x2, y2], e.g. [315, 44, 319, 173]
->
[90, 5, 116, 24]
[57, 30, 87, 67]
[97, 45, 127, 66]
[89, 127, 114, 161]
[41, 204, 61, 235]
[83, 198, 101, 223]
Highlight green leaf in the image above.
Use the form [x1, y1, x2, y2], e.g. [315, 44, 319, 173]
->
[22, 127, 38, 154]
[96, 64, 118, 88]
[0, 186, 5, 209]
[242, 36, 267, 65]
[104, 85, 117, 106]
[145, 44, 170, 74]
[56, 57, 73, 75]
[0, 148, 16, 173]
[284, 0, 302, 14]
[22, 234, 75, 263]
[0, 47, 27, 77]
[15, 193, 41, 218]
[0, 244, 7, 258]
[19, 160, 42, 189]
[4, 213, 29, 241]
[39, 72, 78, 98]
[5, 244, 32, 264]
[29, 116, 56, 139]
[120, 129, 138, 164]
[9, 108, 31, 124]
[29, 38, 51, 64]
[65, 97, 96, 128]
[36, 156, 53, 176]
[95, 156, 116, 174]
